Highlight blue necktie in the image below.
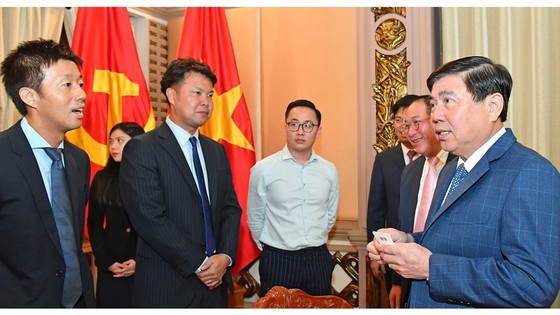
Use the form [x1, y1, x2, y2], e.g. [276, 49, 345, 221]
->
[43, 148, 82, 308]
[448, 163, 467, 196]
[189, 137, 216, 256]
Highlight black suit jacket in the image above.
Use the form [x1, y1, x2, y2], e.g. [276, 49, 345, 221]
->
[393, 152, 455, 306]
[87, 168, 137, 271]
[120, 121, 241, 307]
[0, 121, 95, 307]
[367, 144, 407, 242]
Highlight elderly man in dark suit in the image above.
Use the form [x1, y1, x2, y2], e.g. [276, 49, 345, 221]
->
[0, 39, 95, 307]
[391, 95, 455, 307]
[120, 58, 241, 308]
[368, 56, 560, 307]
[366, 94, 418, 297]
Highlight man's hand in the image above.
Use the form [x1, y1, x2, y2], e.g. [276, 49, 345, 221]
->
[377, 241, 432, 280]
[368, 258, 386, 281]
[389, 284, 402, 308]
[367, 228, 409, 263]
[196, 254, 229, 290]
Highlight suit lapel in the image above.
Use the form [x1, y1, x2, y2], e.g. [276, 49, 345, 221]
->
[404, 157, 425, 229]
[436, 159, 489, 216]
[391, 145, 406, 170]
[9, 123, 63, 254]
[157, 122, 200, 196]
[424, 130, 516, 233]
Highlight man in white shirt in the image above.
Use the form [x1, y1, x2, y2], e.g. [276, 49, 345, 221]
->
[248, 99, 339, 296]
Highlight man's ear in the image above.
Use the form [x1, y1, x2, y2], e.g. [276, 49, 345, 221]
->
[165, 88, 176, 105]
[487, 93, 504, 122]
[19, 87, 38, 109]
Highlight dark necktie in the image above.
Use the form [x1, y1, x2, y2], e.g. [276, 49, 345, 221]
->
[448, 163, 467, 196]
[407, 150, 417, 163]
[189, 137, 216, 256]
[43, 148, 82, 308]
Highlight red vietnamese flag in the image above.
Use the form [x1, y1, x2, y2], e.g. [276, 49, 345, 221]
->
[178, 7, 259, 274]
[66, 7, 156, 236]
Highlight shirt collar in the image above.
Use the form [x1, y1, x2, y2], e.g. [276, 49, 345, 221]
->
[20, 117, 63, 150]
[281, 145, 318, 164]
[459, 127, 506, 172]
[166, 116, 199, 144]
[435, 149, 449, 165]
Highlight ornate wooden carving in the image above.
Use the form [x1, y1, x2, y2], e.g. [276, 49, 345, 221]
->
[234, 250, 359, 307]
[236, 268, 260, 298]
[254, 286, 353, 308]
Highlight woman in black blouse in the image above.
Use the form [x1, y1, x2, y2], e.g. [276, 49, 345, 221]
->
[87, 122, 144, 307]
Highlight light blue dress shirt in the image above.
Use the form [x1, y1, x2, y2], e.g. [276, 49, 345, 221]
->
[20, 117, 64, 205]
[248, 145, 340, 251]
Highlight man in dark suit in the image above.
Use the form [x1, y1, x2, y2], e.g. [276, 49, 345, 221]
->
[366, 94, 418, 296]
[0, 39, 95, 307]
[390, 95, 454, 307]
[120, 58, 241, 307]
[368, 56, 560, 307]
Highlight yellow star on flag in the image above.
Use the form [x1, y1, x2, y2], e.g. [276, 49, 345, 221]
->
[200, 85, 254, 152]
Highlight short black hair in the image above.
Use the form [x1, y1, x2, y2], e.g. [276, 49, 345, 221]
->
[160, 58, 217, 104]
[413, 95, 431, 115]
[391, 94, 419, 116]
[1, 39, 83, 115]
[427, 56, 512, 122]
[285, 99, 322, 125]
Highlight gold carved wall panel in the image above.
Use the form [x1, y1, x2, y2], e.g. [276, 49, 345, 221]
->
[371, 7, 410, 153]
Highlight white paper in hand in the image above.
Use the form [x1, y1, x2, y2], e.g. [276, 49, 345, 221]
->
[372, 231, 395, 245]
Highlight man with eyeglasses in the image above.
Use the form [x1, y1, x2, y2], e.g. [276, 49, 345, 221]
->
[366, 94, 419, 302]
[368, 56, 559, 307]
[387, 95, 455, 308]
[248, 99, 339, 297]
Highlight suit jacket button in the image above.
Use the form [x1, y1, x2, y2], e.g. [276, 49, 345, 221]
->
[200, 243, 205, 250]
[199, 212, 204, 217]
[55, 270, 63, 277]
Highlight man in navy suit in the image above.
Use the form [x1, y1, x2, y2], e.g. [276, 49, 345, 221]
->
[366, 95, 418, 296]
[0, 39, 95, 307]
[389, 95, 454, 307]
[367, 56, 560, 307]
[120, 58, 241, 307]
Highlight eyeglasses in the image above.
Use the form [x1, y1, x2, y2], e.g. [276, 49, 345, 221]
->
[286, 121, 318, 133]
[400, 117, 430, 133]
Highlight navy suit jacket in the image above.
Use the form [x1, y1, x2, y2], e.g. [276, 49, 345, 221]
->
[0, 121, 95, 307]
[409, 129, 560, 307]
[367, 144, 407, 242]
[120, 121, 241, 307]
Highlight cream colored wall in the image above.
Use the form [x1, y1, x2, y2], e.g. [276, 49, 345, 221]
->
[259, 8, 360, 221]
[167, 8, 365, 221]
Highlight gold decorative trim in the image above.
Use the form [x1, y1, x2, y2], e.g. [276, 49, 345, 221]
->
[372, 7, 406, 21]
[332, 251, 359, 307]
[371, 7, 410, 153]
